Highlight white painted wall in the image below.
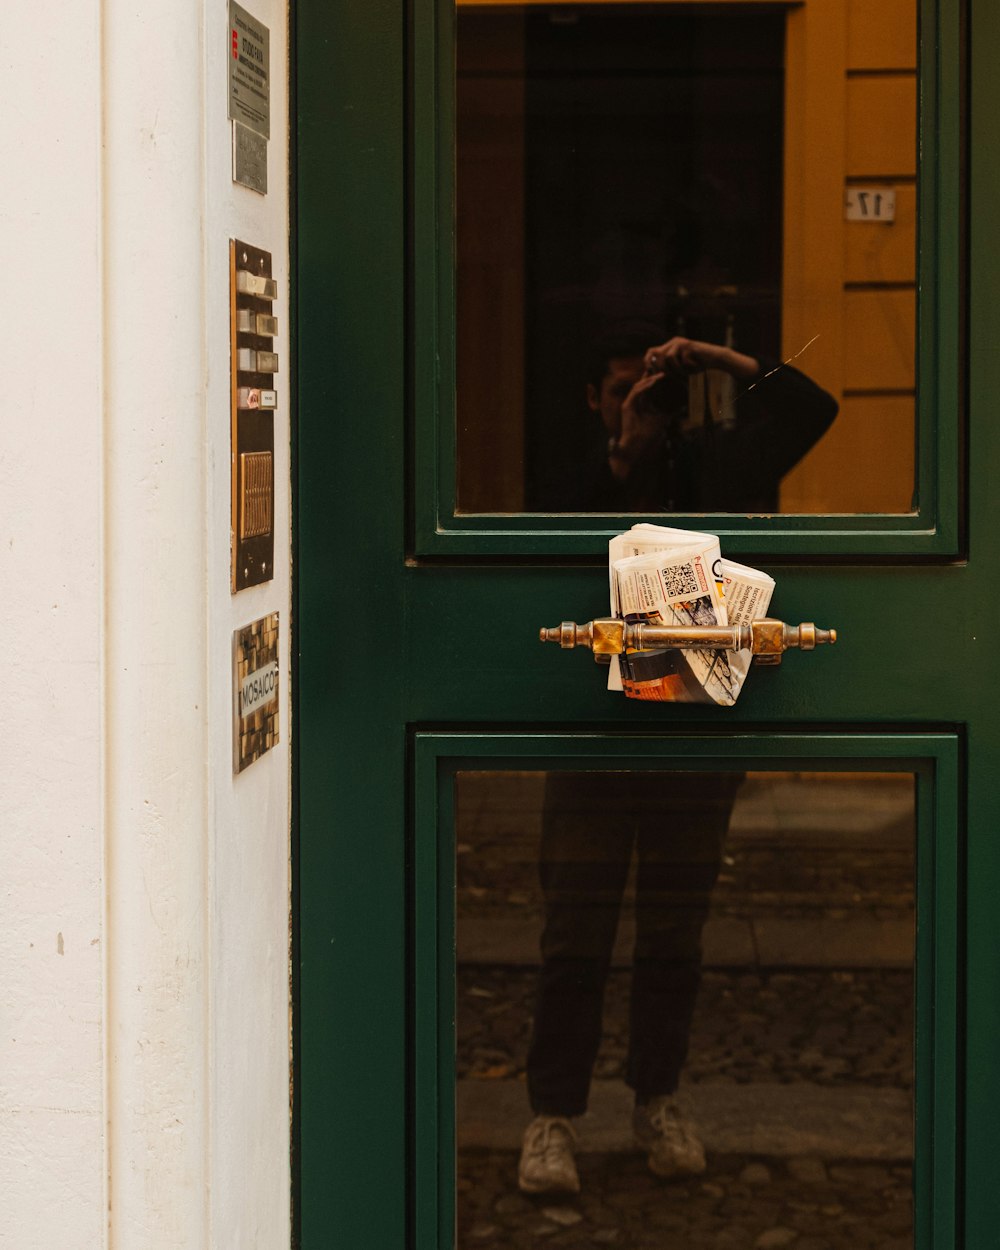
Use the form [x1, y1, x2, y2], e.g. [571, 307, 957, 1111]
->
[3, 3, 106, 1243]
[2, 2, 291, 1246]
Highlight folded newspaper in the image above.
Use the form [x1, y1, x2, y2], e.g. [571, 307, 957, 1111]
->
[608, 524, 775, 705]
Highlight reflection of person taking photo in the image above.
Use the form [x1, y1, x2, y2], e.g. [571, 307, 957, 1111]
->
[519, 770, 742, 1195]
[580, 331, 838, 513]
[517, 334, 838, 1197]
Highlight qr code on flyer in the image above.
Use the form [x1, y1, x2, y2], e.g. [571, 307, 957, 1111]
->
[660, 563, 700, 597]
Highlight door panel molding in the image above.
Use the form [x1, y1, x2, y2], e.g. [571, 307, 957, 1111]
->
[411, 0, 963, 556]
[412, 731, 961, 1250]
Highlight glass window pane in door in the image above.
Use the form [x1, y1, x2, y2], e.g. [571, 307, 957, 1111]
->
[454, 769, 914, 1247]
[455, 3, 917, 516]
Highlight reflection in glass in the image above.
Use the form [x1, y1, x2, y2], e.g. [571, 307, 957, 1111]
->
[455, 4, 917, 515]
[455, 771, 914, 1247]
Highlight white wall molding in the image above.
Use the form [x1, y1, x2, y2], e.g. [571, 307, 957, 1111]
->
[3, 2, 291, 1246]
[102, 0, 211, 1243]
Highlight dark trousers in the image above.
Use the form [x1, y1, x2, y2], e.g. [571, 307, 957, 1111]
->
[526, 771, 741, 1116]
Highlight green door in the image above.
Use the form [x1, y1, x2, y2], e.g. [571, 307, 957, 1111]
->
[296, 1, 992, 1245]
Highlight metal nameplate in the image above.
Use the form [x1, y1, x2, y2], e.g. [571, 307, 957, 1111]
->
[229, 1, 270, 139]
[233, 120, 267, 195]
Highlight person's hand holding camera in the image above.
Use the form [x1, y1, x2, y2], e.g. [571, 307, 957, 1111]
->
[608, 370, 675, 477]
[608, 337, 760, 481]
[643, 336, 759, 381]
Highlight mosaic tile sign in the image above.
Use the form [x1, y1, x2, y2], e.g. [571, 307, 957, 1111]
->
[233, 612, 279, 772]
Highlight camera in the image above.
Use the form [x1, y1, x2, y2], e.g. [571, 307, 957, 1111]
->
[638, 361, 689, 429]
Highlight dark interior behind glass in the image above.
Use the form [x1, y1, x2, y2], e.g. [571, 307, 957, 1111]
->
[457, 7, 784, 512]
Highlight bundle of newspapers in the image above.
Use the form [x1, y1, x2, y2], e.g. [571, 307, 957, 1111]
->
[608, 524, 775, 706]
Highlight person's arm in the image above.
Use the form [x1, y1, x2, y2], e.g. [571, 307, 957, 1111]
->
[724, 356, 839, 482]
[644, 337, 760, 382]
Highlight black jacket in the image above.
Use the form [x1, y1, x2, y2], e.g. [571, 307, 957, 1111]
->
[581, 360, 838, 514]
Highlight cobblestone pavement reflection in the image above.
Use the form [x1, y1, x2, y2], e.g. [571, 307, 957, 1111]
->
[458, 1151, 913, 1249]
[454, 773, 916, 1249]
[459, 969, 913, 1089]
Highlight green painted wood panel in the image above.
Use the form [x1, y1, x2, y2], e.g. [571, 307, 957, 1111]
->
[294, 1, 994, 1246]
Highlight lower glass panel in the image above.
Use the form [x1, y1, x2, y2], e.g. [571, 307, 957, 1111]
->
[454, 770, 915, 1249]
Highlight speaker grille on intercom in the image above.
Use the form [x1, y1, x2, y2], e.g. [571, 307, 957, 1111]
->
[240, 451, 273, 540]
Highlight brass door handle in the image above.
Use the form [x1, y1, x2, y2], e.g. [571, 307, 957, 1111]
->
[539, 618, 837, 666]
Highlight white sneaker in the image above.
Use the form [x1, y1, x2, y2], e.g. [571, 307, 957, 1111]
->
[633, 1097, 706, 1179]
[517, 1115, 581, 1194]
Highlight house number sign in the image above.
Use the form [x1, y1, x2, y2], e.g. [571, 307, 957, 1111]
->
[845, 187, 896, 222]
